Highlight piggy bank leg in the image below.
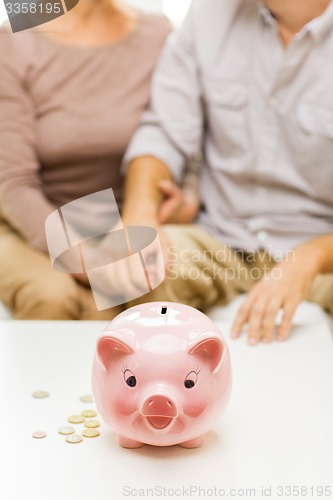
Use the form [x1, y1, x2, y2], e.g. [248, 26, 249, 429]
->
[179, 435, 205, 449]
[118, 435, 144, 449]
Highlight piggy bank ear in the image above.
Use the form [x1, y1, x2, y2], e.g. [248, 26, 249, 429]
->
[188, 334, 224, 373]
[97, 333, 134, 370]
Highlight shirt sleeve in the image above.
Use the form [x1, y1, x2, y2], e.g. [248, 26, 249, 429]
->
[124, 2, 204, 184]
[182, 153, 201, 194]
[0, 30, 56, 251]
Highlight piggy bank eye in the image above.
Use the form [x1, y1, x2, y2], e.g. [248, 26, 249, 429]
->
[184, 370, 199, 389]
[123, 369, 137, 388]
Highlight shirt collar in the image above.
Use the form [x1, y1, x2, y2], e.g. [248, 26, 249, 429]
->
[259, 1, 333, 42]
[259, 3, 277, 29]
[306, 1, 333, 42]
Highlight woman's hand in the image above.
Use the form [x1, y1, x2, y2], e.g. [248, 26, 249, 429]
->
[158, 179, 200, 224]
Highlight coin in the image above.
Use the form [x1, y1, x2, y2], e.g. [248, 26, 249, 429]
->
[66, 434, 83, 444]
[32, 391, 49, 399]
[68, 415, 85, 424]
[82, 429, 100, 438]
[81, 410, 97, 418]
[58, 426, 75, 435]
[84, 420, 100, 429]
[32, 431, 47, 439]
[80, 394, 93, 403]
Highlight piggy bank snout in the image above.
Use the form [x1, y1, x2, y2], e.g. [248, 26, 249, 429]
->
[141, 395, 178, 418]
[141, 395, 178, 431]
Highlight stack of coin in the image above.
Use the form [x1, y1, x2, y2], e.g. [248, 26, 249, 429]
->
[58, 426, 75, 436]
[32, 431, 47, 439]
[66, 434, 83, 444]
[84, 420, 100, 429]
[68, 414, 85, 424]
[32, 390, 50, 399]
[32, 391, 101, 443]
[62, 399, 101, 443]
[81, 410, 97, 419]
[80, 394, 93, 404]
[82, 428, 100, 438]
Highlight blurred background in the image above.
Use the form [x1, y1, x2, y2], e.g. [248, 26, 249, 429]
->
[0, 0, 192, 26]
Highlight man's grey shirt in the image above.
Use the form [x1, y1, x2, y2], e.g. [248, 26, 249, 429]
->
[125, 0, 333, 257]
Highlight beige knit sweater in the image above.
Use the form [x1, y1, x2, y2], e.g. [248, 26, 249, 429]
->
[0, 14, 171, 250]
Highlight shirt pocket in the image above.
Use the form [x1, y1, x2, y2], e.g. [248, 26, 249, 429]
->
[296, 103, 333, 197]
[298, 103, 333, 138]
[202, 78, 250, 169]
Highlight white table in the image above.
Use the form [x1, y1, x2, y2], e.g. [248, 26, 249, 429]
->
[0, 319, 332, 500]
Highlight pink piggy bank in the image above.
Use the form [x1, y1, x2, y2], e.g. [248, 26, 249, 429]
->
[92, 302, 232, 448]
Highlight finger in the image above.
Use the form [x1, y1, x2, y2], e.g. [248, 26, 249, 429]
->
[158, 180, 183, 222]
[261, 298, 283, 343]
[277, 299, 299, 341]
[247, 296, 270, 345]
[158, 198, 181, 224]
[231, 288, 261, 338]
[158, 178, 179, 194]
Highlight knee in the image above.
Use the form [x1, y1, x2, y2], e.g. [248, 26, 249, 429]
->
[14, 275, 80, 320]
[308, 274, 333, 315]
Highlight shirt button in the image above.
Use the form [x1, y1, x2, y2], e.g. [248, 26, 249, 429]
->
[257, 230, 268, 242]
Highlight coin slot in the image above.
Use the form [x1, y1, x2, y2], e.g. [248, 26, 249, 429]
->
[161, 306, 167, 315]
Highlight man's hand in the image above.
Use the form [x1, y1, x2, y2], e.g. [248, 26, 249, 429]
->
[231, 241, 326, 344]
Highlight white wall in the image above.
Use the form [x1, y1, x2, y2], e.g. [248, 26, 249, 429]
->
[127, 0, 192, 25]
[163, 0, 191, 25]
[0, 1, 191, 26]
[126, 0, 163, 12]
[0, 1, 7, 24]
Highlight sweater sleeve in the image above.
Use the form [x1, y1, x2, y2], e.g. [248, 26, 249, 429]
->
[0, 29, 56, 251]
